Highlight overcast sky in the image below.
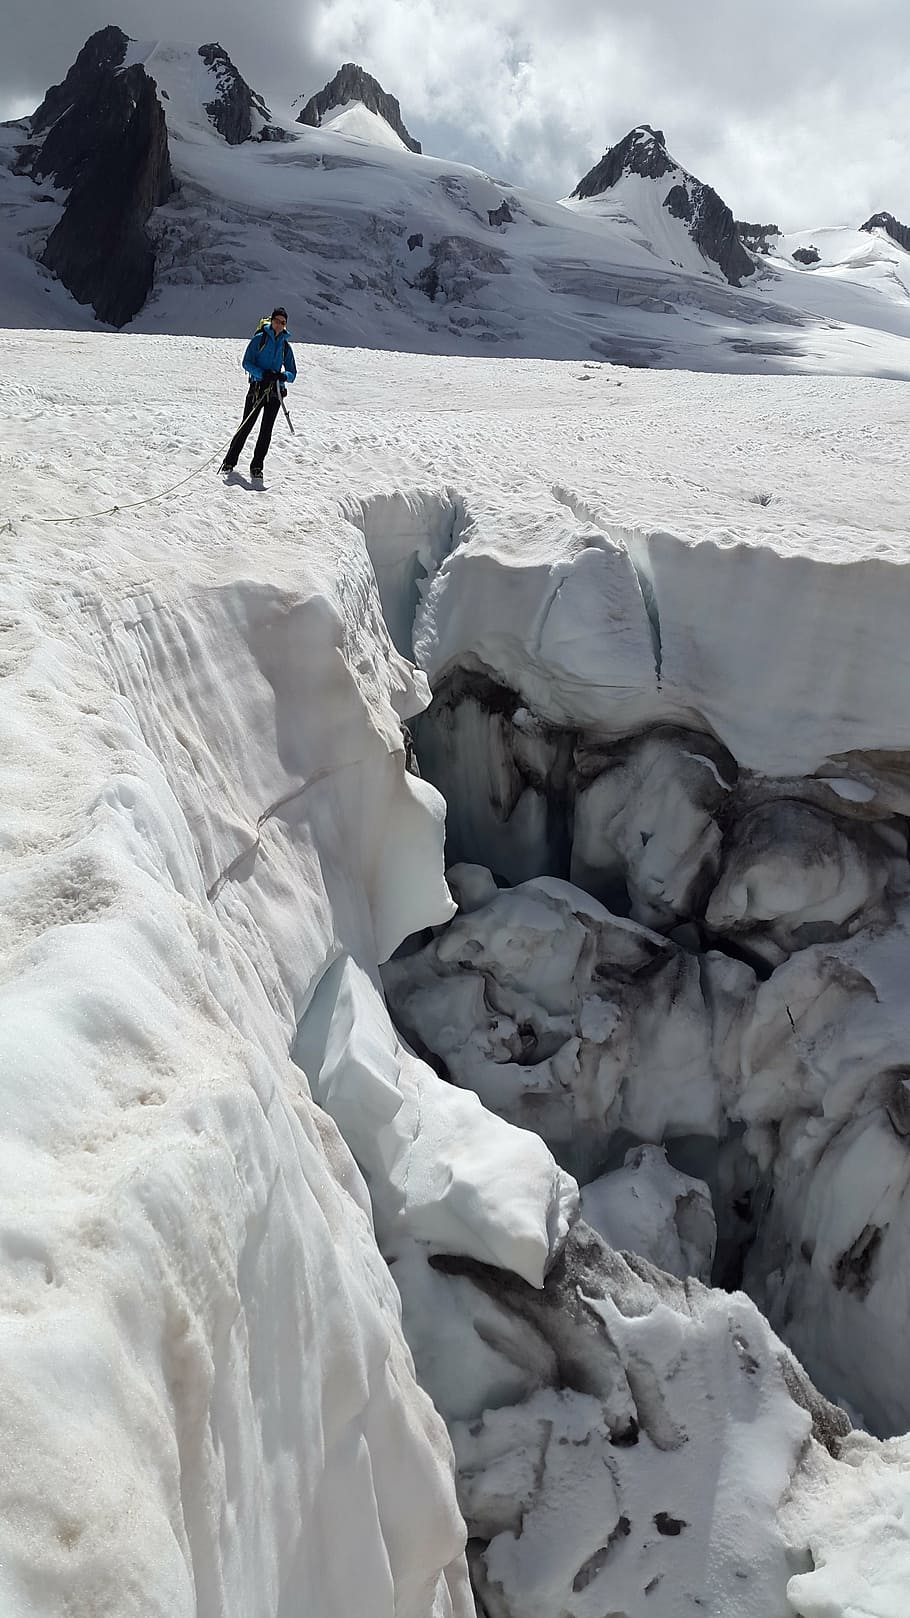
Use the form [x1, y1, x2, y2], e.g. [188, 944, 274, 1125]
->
[3, 0, 910, 228]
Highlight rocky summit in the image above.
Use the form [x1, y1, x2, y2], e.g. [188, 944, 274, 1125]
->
[572, 124, 676, 193]
[573, 124, 756, 287]
[862, 211, 910, 254]
[295, 62, 422, 152]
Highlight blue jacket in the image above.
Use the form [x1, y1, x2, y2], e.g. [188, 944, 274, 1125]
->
[242, 323, 297, 384]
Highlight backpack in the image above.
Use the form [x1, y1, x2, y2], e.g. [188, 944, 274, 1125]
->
[255, 316, 287, 366]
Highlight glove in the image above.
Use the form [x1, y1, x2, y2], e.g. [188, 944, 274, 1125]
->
[258, 370, 280, 390]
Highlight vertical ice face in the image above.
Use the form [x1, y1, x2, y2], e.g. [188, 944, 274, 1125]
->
[0, 558, 499, 1616]
[374, 459, 910, 1618]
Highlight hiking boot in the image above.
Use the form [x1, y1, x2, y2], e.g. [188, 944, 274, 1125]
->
[220, 459, 236, 474]
[249, 463, 264, 480]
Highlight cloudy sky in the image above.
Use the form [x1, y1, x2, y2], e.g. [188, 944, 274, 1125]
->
[3, 0, 909, 228]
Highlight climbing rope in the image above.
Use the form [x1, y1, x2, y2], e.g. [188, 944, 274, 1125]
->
[6, 385, 281, 530]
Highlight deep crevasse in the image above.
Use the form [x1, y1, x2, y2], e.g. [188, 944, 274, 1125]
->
[5, 334, 910, 1617]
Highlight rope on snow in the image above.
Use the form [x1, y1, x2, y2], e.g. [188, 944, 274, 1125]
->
[6, 386, 285, 529]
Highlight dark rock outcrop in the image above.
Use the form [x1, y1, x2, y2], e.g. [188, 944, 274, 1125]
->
[572, 124, 674, 196]
[572, 125, 756, 287]
[792, 245, 820, 266]
[198, 43, 290, 144]
[21, 26, 172, 327]
[861, 211, 910, 254]
[28, 23, 130, 140]
[665, 180, 755, 286]
[737, 220, 781, 255]
[295, 62, 421, 152]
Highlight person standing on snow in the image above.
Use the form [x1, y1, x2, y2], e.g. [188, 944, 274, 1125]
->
[221, 306, 297, 479]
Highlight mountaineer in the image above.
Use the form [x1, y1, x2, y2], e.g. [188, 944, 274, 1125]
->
[221, 306, 297, 480]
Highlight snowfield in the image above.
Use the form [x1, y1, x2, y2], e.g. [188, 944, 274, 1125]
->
[3, 328, 910, 1617]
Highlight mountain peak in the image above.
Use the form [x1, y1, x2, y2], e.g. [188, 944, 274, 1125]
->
[295, 63, 421, 153]
[571, 125, 674, 198]
[570, 124, 755, 287]
[17, 25, 170, 327]
[29, 24, 130, 135]
[861, 212, 910, 254]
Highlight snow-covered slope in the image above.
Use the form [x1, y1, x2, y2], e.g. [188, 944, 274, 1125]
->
[293, 61, 422, 154]
[317, 100, 412, 150]
[5, 29, 910, 378]
[4, 329, 910, 1615]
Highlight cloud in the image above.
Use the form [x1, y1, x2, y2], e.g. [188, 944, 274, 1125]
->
[3, 0, 910, 228]
[0, 0, 331, 123]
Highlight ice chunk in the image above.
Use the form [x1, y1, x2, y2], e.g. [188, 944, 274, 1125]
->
[581, 1143, 717, 1281]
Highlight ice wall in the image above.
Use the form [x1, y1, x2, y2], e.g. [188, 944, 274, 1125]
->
[373, 484, 910, 1445]
[414, 489, 910, 777]
[0, 535, 579, 1615]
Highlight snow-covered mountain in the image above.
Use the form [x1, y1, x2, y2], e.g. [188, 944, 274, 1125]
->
[5, 27, 910, 377]
[294, 61, 422, 153]
[566, 122, 756, 286]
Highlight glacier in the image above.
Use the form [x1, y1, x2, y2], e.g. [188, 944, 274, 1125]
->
[2, 327, 910, 1617]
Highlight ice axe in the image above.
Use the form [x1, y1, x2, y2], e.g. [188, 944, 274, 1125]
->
[277, 382, 295, 435]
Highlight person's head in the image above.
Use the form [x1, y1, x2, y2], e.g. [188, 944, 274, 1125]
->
[271, 306, 288, 331]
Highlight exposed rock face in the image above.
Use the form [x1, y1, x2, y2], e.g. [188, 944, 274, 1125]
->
[572, 125, 675, 195]
[20, 26, 171, 327]
[861, 211, 910, 254]
[296, 62, 421, 152]
[27, 23, 130, 138]
[198, 42, 290, 144]
[572, 124, 756, 287]
[793, 245, 821, 265]
[736, 220, 781, 255]
[664, 179, 755, 287]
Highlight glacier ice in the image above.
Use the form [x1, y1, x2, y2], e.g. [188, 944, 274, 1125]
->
[383, 874, 753, 1182]
[407, 1224, 910, 1618]
[580, 1144, 717, 1282]
[3, 330, 910, 1617]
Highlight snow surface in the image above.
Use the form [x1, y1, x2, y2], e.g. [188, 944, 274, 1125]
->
[4, 329, 910, 1614]
[318, 100, 411, 151]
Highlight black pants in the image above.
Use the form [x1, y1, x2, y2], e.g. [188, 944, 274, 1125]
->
[225, 381, 281, 470]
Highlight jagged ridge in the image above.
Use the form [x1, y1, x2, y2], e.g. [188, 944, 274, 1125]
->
[197, 43, 291, 145]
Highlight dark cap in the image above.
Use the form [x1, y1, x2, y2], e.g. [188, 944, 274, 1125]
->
[271, 305, 288, 319]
